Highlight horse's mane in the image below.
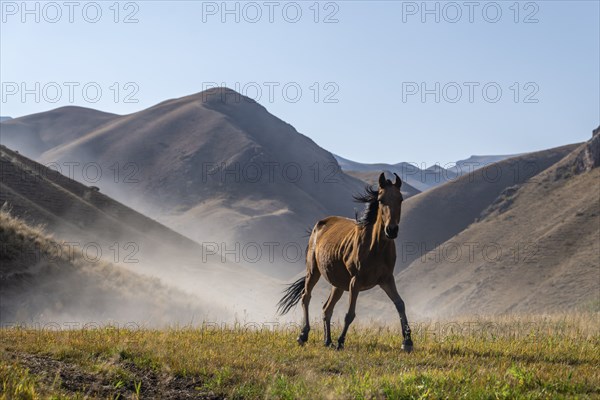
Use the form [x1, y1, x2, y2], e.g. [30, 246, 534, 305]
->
[353, 186, 379, 227]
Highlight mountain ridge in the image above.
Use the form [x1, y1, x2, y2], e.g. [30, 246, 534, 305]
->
[388, 129, 599, 317]
[0, 88, 367, 277]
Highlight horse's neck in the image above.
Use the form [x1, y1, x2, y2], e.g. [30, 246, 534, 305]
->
[367, 213, 390, 252]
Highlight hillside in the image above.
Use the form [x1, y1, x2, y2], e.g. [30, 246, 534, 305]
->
[0, 108, 115, 157]
[0, 145, 281, 321]
[394, 143, 580, 271]
[0, 209, 210, 324]
[392, 129, 600, 317]
[448, 154, 523, 176]
[0, 89, 366, 277]
[0, 144, 200, 259]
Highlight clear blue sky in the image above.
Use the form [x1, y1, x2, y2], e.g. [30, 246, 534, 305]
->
[1, 1, 598, 165]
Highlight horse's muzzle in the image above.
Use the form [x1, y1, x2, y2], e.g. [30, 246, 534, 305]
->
[385, 225, 399, 239]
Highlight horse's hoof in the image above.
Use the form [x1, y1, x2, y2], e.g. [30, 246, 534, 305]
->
[297, 336, 307, 346]
[401, 344, 413, 353]
[336, 343, 345, 351]
[324, 341, 332, 348]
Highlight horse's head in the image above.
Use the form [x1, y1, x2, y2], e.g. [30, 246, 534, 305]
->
[377, 172, 403, 239]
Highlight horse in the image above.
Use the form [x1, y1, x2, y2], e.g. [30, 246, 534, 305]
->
[277, 172, 413, 351]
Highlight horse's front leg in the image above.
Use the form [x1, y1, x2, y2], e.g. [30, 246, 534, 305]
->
[380, 276, 413, 352]
[323, 286, 344, 347]
[336, 276, 359, 350]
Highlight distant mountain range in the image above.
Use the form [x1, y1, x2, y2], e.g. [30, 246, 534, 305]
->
[334, 153, 520, 192]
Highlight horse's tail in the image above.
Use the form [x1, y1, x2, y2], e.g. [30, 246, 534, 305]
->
[277, 276, 306, 315]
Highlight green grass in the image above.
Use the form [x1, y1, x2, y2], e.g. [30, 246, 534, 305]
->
[1, 315, 598, 399]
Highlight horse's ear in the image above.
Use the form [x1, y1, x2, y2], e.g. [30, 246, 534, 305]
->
[394, 173, 402, 188]
[378, 172, 387, 188]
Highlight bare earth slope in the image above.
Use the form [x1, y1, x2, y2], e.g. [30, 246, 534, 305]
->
[0, 145, 280, 321]
[1, 88, 366, 277]
[1, 144, 200, 258]
[395, 143, 580, 271]
[393, 130, 600, 317]
[0, 210, 211, 325]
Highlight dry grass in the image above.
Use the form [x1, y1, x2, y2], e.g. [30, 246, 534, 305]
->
[0, 207, 214, 326]
[1, 314, 598, 399]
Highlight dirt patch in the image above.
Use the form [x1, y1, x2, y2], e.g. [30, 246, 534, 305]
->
[4, 351, 223, 399]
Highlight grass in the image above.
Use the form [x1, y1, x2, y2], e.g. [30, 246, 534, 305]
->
[1, 314, 598, 399]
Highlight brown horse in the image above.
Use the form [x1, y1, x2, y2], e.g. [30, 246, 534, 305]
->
[277, 172, 413, 351]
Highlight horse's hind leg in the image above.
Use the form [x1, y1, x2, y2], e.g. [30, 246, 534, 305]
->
[297, 263, 320, 345]
[380, 276, 413, 352]
[322, 286, 344, 347]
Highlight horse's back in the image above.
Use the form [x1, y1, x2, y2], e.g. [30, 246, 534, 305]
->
[314, 215, 355, 230]
[308, 216, 357, 288]
[310, 216, 356, 246]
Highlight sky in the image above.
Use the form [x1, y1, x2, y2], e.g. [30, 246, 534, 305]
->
[1, 0, 598, 166]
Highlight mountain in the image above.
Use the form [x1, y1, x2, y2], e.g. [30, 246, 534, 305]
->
[0, 107, 115, 157]
[0, 144, 199, 258]
[394, 143, 580, 271]
[0, 116, 11, 122]
[0, 144, 279, 321]
[334, 153, 519, 192]
[0, 88, 367, 277]
[392, 128, 600, 317]
[334, 154, 433, 192]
